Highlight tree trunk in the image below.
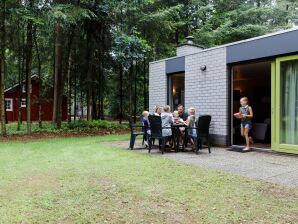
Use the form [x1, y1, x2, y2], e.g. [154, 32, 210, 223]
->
[67, 51, 72, 123]
[34, 27, 42, 128]
[129, 65, 133, 121]
[119, 65, 123, 124]
[73, 64, 77, 121]
[85, 29, 93, 121]
[53, 23, 63, 128]
[17, 18, 24, 131]
[133, 62, 137, 123]
[100, 97, 104, 120]
[80, 87, 83, 119]
[143, 57, 146, 110]
[25, 18, 33, 135]
[0, 0, 6, 136]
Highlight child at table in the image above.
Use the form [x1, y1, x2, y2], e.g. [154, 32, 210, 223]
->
[172, 110, 184, 124]
[173, 110, 185, 146]
[142, 111, 150, 147]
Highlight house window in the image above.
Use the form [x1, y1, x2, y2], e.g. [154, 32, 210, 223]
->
[22, 84, 32, 93]
[5, 99, 13, 111]
[21, 99, 26, 108]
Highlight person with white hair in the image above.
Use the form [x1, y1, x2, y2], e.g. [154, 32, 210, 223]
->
[185, 107, 197, 150]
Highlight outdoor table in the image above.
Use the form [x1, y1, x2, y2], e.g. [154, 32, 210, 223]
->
[171, 123, 187, 152]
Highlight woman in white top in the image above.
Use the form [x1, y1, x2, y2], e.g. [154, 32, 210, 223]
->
[154, 105, 162, 116]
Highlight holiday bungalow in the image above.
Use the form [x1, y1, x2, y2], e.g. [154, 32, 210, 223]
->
[149, 27, 298, 154]
[4, 75, 68, 122]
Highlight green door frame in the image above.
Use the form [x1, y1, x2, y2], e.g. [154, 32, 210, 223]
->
[272, 55, 298, 154]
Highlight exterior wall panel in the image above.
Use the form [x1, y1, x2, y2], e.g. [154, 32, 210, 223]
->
[227, 29, 298, 63]
[185, 47, 228, 145]
[149, 61, 167, 111]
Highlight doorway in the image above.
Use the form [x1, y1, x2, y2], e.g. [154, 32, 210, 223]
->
[168, 73, 185, 110]
[232, 61, 272, 149]
[273, 55, 298, 154]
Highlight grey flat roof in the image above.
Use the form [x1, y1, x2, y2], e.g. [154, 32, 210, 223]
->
[150, 26, 298, 64]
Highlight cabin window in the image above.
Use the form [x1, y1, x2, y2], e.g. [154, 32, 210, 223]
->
[5, 99, 13, 111]
[22, 84, 32, 93]
[21, 99, 26, 108]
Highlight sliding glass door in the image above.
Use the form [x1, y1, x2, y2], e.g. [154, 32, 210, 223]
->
[273, 55, 298, 153]
[168, 73, 185, 110]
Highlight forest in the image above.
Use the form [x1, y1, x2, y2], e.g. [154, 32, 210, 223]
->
[0, 0, 297, 135]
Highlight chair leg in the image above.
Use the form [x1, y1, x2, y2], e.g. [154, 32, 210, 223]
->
[129, 134, 134, 149]
[198, 138, 202, 150]
[130, 135, 136, 150]
[161, 138, 166, 154]
[194, 137, 199, 154]
[148, 136, 152, 153]
[184, 132, 188, 147]
[142, 135, 145, 145]
[207, 136, 211, 153]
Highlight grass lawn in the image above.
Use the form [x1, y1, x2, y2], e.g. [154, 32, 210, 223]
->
[0, 135, 298, 223]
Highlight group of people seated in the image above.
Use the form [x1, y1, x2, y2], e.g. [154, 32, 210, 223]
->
[141, 104, 197, 150]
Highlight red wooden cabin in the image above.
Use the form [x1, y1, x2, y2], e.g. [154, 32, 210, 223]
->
[4, 75, 67, 122]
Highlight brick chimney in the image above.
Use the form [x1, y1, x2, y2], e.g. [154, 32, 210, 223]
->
[176, 36, 204, 56]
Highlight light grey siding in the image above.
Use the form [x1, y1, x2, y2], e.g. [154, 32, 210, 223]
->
[149, 61, 167, 112]
[185, 47, 228, 145]
[177, 45, 203, 56]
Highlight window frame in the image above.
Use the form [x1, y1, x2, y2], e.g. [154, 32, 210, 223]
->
[5, 98, 13, 112]
[21, 99, 26, 108]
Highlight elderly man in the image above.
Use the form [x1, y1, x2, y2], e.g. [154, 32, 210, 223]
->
[177, 104, 188, 121]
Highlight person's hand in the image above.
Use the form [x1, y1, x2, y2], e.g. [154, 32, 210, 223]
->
[242, 114, 246, 118]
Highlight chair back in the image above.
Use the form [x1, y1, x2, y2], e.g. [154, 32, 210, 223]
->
[128, 118, 134, 134]
[140, 114, 145, 132]
[196, 115, 212, 136]
[148, 115, 162, 138]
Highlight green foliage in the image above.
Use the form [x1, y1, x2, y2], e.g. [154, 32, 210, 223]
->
[6, 120, 128, 136]
[67, 119, 128, 130]
[112, 31, 151, 68]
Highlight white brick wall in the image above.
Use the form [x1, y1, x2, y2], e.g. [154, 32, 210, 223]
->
[177, 45, 203, 56]
[149, 61, 166, 112]
[185, 47, 228, 136]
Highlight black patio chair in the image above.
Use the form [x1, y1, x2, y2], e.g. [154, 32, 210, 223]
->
[148, 115, 170, 154]
[188, 115, 212, 154]
[129, 118, 144, 150]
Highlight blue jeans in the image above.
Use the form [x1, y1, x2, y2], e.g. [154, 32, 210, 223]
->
[241, 121, 252, 129]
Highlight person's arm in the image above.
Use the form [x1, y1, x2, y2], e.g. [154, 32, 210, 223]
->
[242, 106, 253, 118]
[184, 117, 190, 126]
[247, 106, 253, 118]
